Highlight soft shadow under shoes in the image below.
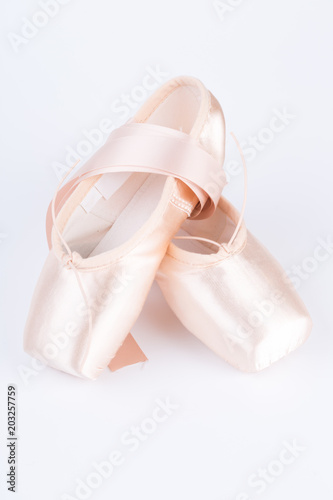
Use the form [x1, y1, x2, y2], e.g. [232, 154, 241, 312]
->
[24, 76, 227, 379]
[157, 192, 312, 372]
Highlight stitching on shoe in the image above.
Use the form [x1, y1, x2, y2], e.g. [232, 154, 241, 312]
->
[170, 201, 192, 216]
[170, 199, 192, 217]
[170, 196, 192, 213]
[171, 194, 193, 209]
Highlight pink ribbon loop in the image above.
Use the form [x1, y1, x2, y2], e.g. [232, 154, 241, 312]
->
[46, 122, 226, 246]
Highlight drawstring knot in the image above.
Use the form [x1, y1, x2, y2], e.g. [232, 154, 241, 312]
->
[51, 160, 93, 337]
[65, 255, 74, 269]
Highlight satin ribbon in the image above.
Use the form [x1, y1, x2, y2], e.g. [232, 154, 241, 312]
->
[46, 122, 226, 247]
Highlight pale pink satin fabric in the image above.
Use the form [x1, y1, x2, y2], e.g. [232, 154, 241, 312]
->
[25, 199, 190, 379]
[46, 122, 226, 248]
[24, 76, 229, 378]
[157, 197, 312, 372]
[43, 121, 227, 372]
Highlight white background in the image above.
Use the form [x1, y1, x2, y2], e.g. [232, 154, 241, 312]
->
[1, 0, 332, 499]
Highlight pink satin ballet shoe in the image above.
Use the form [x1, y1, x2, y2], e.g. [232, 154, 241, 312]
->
[157, 136, 312, 372]
[24, 76, 227, 379]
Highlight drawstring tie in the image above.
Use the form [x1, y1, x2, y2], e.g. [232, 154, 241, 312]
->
[51, 160, 93, 337]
